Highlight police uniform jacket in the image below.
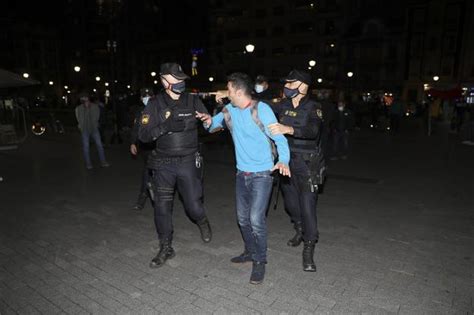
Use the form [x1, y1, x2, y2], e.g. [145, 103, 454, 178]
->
[275, 96, 323, 155]
[138, 92, 209, 160]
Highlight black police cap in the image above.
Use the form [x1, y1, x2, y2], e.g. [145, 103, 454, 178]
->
[159, 62, 190, 80]
[281, 69, 311, 85]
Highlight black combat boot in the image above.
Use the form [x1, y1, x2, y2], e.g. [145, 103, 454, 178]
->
[287, 222, 303, 247]
[197, 217, 212, 243]
[150, 239, 175, 268]
[132, 193, 148, 210]
[302, 240, 317, 272]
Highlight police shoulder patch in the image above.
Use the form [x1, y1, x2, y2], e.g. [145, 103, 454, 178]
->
[141, 114, 150, 125]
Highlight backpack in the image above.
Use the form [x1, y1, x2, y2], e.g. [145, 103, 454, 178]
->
[221, 101, 278, 162]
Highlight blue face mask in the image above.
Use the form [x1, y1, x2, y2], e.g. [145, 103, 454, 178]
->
[283, 87, 299, 98]
[283, 82, 303, 99]
[170, 81, 186, 94]
[142, 96, 150, 106]
[162, 77, 186, 94]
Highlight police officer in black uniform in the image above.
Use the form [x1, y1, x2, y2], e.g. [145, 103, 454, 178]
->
[130, 88, 155, 210]
[138, 63, 212, 268]
[268, 70, 322, 272]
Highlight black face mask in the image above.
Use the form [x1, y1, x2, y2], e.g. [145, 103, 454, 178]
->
[283, 82, 303, 99]
[162, 77, 186, 94]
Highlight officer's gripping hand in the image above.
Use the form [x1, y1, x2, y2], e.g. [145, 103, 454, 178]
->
[271, 162, 291, 177]
[209, 91, 229, 104]
[268, 123, 294, 136]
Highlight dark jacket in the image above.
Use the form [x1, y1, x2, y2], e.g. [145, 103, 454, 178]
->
[333, 109, 354, 132]
[138, 92, 209, 159]
[131, 103, 155, 151]
[274, 96, 322, 154]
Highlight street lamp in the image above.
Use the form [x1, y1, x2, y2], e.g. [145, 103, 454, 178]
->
[74, 66, 81, 72]
[105, 82, 109, 87]
[317, 78, 323, 83]
[245, 44, 255, 53]
[127, 85, 131, 89]
[153, 80, 158, 84]
[64, 85, 68, 89]
[151, 71, 157, 77]
[208, 77, 214, 82]
[347, 71, 354, 78]
[49, 81, 54, 85]
[433, 75, 439, 81]
[309, 60, 316, 67]
[95, 76, 101, 82]
[308, 66, 312, 70]
[22, 73, 29, 78]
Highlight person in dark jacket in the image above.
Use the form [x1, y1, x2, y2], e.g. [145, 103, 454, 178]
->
[331, 100, 354, 160]
[138, 63, 212, 268]
[269, 69, 323, 272]
[254, 75, 273, 104]
[130, 88, 156, 210]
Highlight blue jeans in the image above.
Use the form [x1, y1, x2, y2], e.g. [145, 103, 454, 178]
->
[236, 170, 273, 263]
[81, 128, 107, 167]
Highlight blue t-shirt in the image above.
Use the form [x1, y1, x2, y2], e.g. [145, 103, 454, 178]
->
[209, 101, 290, 172]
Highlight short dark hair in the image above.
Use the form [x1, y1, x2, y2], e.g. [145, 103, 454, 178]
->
[227, 72, 253, 97]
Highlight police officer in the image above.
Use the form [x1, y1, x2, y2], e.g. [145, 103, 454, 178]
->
[130, 88, 155, 210]
[138, 62, 212, 268]
[268, 69, 322, 272]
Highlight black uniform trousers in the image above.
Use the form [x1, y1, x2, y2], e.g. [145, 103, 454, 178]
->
[150, 154, 206, 241]
[280, 153, 319, 242]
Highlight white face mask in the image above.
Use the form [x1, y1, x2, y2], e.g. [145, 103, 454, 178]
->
[142, 96, 150, 106]
[255, 84, 264, 93]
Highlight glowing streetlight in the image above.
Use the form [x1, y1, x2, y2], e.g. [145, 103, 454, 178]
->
[74, 66, 81, 72]
[95, 76, 101, 82]
[105, 82, 109, 87]
[151, 71, 157, 77]
[64, 85, 68, 89]
[309, 60, 316, 67]
[347, 72, 354, 78]
[48, 81, 54, 85]
[308, 66, 312, 70]
[22, 73, 29, 78]
[93, 88, 97, 92]
[245, 44, 255, 53]
[208, 77, 214, 82]
[153, 80, 158, 84]
[317, 78, 323, 83]
[127, 85, 131, 89]
[330, 43, 335, 48]
[433, 75, 439, 81]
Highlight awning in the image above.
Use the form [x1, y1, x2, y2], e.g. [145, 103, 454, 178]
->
[0, 69, 40, 88]
[427, 86, 463, 100]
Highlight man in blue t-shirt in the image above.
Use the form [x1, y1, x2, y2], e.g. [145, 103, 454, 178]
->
[196, 73, 290, 285]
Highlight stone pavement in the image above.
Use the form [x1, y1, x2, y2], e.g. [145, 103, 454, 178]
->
[0, 127, 473, 314]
